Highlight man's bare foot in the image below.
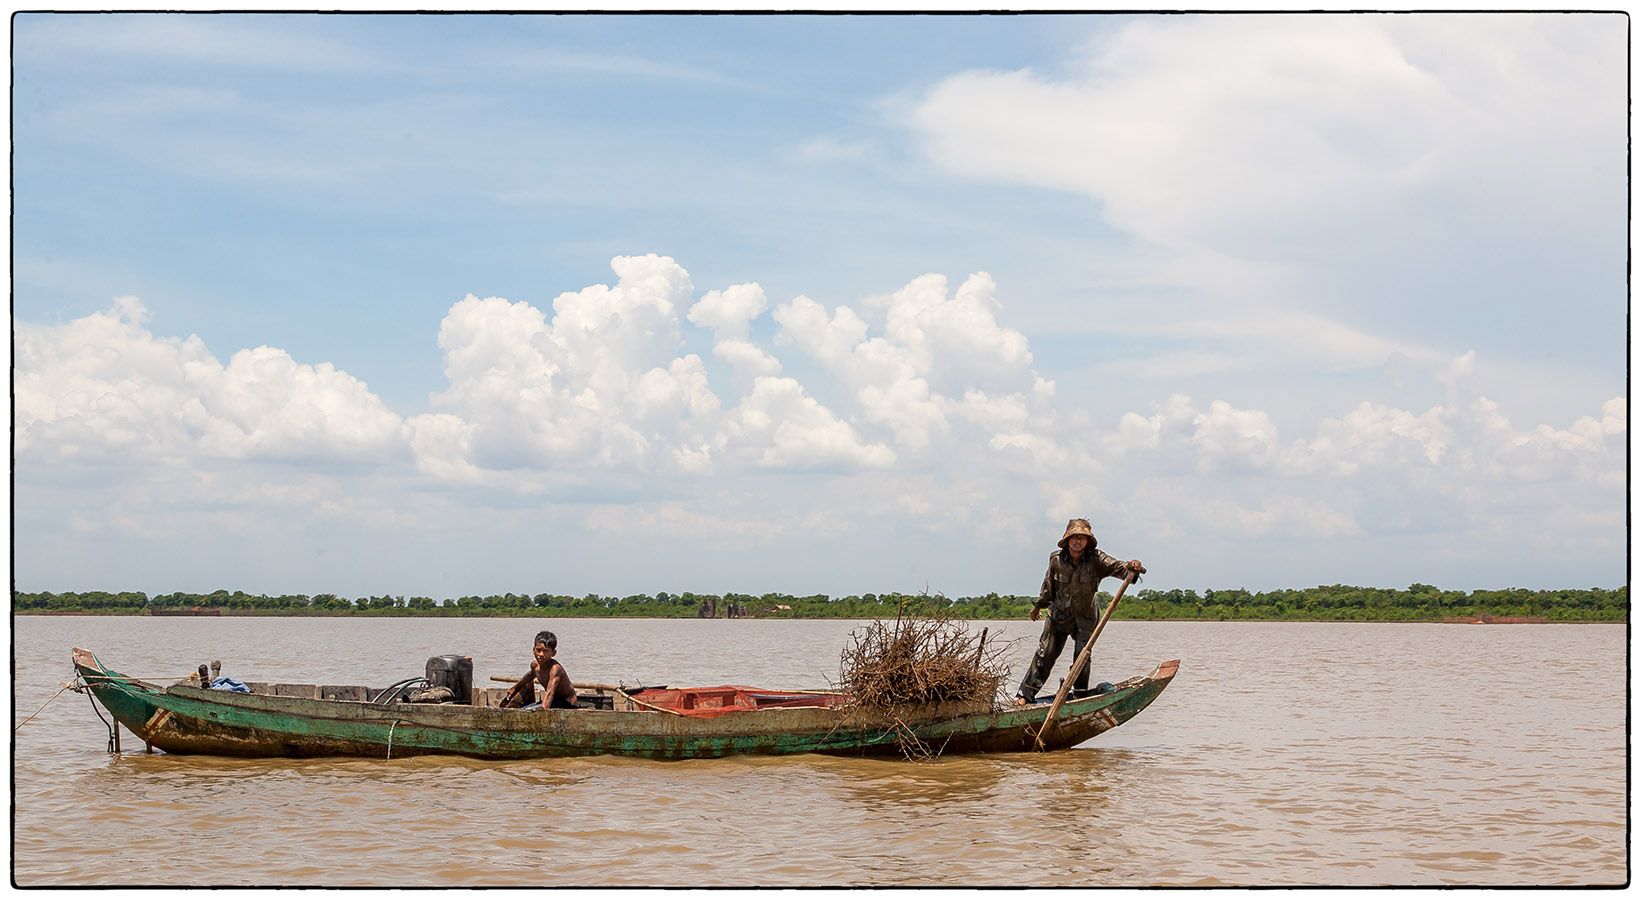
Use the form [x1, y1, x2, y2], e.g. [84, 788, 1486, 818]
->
[1012, 695, 1029, 707]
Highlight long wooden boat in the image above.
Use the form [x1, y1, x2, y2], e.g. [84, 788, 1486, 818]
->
[71, 648, 1179, 760]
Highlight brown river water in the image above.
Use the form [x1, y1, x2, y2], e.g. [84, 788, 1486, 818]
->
[11, 616, 1627, 886]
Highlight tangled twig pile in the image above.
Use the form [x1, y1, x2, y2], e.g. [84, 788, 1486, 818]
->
[834, 608, 1013, 760]
[836, 610, 1011, 710]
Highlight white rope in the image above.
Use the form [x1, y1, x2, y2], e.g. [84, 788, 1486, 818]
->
[386, 720, 400, 759]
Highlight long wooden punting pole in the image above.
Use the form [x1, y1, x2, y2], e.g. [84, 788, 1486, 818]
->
[489, 675, 623, 692]
[1034, 570, 1137, 751]
[486, 676, 685, 715]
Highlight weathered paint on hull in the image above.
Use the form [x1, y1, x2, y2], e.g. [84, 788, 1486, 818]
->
[72, 649, 1178, 760]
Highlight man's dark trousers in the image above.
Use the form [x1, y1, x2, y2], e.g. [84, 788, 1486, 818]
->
[1017, 612, 1098, 701]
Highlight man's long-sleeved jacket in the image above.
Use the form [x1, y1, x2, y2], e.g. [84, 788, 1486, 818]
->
[1034, 549, 1130, 628]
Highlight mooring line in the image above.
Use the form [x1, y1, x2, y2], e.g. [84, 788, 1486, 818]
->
[13, 681, 77, 733]
[386, 720, 401, 760]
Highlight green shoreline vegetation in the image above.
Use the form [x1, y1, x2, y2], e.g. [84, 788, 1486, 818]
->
[11, 585, 1627, 622]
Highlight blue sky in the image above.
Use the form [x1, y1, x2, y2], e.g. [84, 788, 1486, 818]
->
[12, 13, 1628, 597]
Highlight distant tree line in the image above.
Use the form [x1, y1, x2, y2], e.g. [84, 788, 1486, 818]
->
[10, 584, 1628, 622]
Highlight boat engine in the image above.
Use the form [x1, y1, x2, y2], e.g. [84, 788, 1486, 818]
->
[425, 655, 474, 705]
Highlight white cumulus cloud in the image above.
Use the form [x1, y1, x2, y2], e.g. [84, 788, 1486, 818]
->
[688, 283, 768, 341]
[16, 295, 406, 465]
[773, 271, 1051, 454]
[718, 376, 894, 470]
[417, 256, 899, 480]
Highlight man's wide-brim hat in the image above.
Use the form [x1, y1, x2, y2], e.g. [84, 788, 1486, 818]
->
[1058, 518, 1098, 549]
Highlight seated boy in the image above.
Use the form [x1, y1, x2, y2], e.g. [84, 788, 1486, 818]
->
[501, 630, 578, 710]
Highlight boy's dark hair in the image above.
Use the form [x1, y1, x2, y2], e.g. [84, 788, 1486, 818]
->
[534, 630, 558, 650]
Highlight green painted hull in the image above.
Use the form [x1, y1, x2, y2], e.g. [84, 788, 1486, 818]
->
[72, 648, 1179, 760]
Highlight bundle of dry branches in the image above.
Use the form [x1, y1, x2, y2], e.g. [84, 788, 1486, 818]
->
[836, 609, 1011, 710]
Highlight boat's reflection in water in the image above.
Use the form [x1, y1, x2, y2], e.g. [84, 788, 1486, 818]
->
[820, 746, 1141, 811]
[815, 753, 1013, 809]
[823, 745, 1147, 865]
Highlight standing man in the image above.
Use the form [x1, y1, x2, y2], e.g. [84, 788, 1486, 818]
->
[1014, 518, 1146, 706]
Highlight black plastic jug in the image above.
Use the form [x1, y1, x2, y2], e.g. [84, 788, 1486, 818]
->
[425, 655, 473, 705]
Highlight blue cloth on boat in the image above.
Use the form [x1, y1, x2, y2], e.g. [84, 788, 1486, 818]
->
[209, 676, 251, 693]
